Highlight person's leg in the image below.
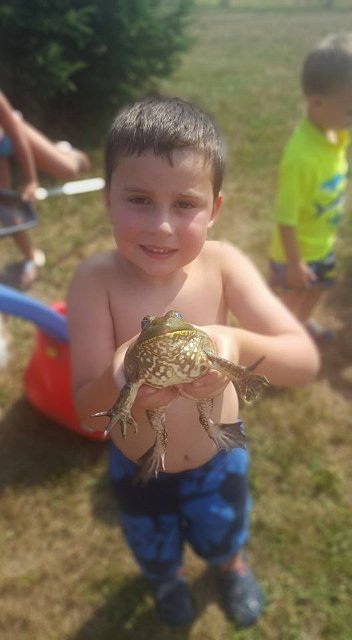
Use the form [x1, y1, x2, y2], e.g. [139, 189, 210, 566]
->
[0, 313, 9, 369]
[180, 434, 263, 628]
[108, 444, 194, 625]
[20, 119, 89, 180]
[269, 258, 335, 346]
[0, 156, 40, 287]
[278, 286, 325, 322]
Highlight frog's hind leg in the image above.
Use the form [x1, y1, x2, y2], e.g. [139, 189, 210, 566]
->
[136, 407, 168, 483]
[196, 398, 246, 451]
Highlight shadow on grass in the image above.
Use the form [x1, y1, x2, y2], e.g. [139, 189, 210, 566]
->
[69, 568, 219, 640]
[0, 397, 107, 491]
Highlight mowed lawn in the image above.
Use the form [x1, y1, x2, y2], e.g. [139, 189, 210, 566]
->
[1, 6, 352, 640]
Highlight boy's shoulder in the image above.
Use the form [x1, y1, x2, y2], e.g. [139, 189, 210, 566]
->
[202, 239, 244, 262]
[202, 240, 253, 280]
[280, 120, 321, 174]
[71, 249, 118, 284]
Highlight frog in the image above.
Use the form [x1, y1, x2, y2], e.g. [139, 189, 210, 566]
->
[93, 310, 269, 481]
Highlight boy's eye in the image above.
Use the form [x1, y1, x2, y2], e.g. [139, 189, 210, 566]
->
[174, 200, 194, 210]
[129, 196, 151, 205]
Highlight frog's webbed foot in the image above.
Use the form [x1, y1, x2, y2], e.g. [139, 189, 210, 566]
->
[196, 398, 246, 451]
[92, 406, 138, 439]
[136, 407, 168, 483]
[204, 351, 269, 403]
[91, 381, 140, 438]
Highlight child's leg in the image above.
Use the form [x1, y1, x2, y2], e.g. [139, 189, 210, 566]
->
[20, 120, 89, 180]
[180, 434, 263, 628]
[108, 444, 194, 625]
[0, 156, 45, 287]
[277, 286, 325, 322]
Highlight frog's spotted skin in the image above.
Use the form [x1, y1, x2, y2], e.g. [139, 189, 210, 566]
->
[93, 311, 269, 481]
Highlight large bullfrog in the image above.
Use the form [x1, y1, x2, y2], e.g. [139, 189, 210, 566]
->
[93, 310, 269, 481]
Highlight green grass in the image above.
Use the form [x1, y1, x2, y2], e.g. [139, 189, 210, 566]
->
[1, 7, 352, 640]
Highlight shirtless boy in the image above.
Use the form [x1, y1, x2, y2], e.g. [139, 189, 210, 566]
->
[68, 97, 319, 627]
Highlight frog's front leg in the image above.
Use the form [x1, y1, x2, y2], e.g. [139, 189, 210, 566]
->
[196, 398, 246, 451]
[91, 381, 140, 438]
[136, 407, 168, 483]
[204, 351, 269, 402]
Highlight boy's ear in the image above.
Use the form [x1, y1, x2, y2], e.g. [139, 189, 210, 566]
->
[208, 193, 222, 228]
[306, 93, 324, 110]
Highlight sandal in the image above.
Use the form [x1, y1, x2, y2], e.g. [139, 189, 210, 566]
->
[219, 556, 264, 627]
[152, 574, 194, 626]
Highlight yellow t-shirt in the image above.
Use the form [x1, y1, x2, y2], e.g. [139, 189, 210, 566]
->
[269, 119, 349, 262]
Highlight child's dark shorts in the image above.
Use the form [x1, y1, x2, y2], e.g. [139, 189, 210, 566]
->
[109, 420, 250, 581]
[269, 251, 336, 290]
[0, 135, 12, 157]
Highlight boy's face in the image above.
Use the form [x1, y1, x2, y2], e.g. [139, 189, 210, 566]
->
[106, 150, 222, 277]
[308, 84, 352, 130]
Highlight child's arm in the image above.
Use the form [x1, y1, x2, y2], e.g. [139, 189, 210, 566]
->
[222, 242, 320, 384]
[182, 242, 320, 400]
[0, 92, 38, 199]
[67, 257, 177, 431]
[278, 224, 317, 288]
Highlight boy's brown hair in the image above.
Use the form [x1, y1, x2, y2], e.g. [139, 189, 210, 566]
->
[301, 32, 352, 96]
[105, 96, 225, 197]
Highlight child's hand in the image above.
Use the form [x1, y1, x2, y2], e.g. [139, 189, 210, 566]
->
[178, 325, 239, 400]
[134, 384, 179, 410]
[20, 180, 40, 201]
[285, 261, 317, 289]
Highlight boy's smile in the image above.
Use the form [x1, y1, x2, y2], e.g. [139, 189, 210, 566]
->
[106, 150, 222, 277]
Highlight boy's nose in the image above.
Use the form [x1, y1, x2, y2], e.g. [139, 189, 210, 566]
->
[150, 208, 174, 235]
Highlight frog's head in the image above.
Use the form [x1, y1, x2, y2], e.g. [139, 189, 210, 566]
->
[138, 310, 193, 341]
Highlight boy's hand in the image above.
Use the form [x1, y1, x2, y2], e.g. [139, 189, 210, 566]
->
[285, 261, 317, 289]
[134, 384, 179, 410]
[178, 325, 238, 400]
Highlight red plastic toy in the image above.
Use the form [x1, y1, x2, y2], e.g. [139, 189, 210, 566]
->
[24, 301, 105, 441]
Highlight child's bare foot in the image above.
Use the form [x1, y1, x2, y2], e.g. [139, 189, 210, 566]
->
[20, 249, 46, 289]
[55, 141, 90, 173]
[73, 149, 90, 172]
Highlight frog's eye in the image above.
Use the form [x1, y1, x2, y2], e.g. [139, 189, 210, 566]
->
[141, 315, 154, 329]
[172, 311, 182, 319]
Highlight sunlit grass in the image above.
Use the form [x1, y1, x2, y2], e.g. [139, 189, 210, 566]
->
[1, 6, 351, 639]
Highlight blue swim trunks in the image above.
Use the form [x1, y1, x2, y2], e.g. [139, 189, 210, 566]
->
[269, 251, 336, 290]
[0, 135, 12, 157]
[109, 421, 251, 581]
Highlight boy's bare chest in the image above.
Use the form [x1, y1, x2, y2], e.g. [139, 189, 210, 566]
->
[109, 266, 226, 346]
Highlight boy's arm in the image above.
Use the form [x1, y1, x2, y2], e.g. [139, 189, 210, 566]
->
[67, 258, 178, 431]
[0, 92, 38, 198]
[177, 242, 319, 403]
[221, 242, 320, 386]
[273, 151, 316, 287]
[278, 224, 316, 288]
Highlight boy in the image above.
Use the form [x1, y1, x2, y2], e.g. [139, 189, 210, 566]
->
[68, 97, 319, 627]
[269, 33, 352, 346]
